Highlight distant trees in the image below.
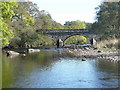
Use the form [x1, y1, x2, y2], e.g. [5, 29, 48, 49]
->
[64, 20, 86, 29]
[90, 2, 119, 39]
[86, 23, 92, 30]
[37, 10, 64, 29]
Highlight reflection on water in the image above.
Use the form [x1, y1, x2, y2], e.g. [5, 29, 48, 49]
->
[2, 49, 119, 88]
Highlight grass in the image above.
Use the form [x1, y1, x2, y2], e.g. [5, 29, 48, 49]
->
[95, 38, 120, 52]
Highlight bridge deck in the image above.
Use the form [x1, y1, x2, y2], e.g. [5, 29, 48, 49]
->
[37, 29, 88, 33]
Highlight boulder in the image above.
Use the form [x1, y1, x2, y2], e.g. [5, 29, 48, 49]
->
[6, 51, 20, 56]
[93, 47, 98, 50]
[97, 50, 102, 53]
[103, 46, 107, 48]
[82, 58, 86, 61]
[28, 49, 40, 53]
[84, 47, 90, 50]
[20, 54, 26, 56]
[6, 51, 26, 58]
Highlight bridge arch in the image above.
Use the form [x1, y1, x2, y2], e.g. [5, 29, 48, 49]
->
[63, 35, 90, 45]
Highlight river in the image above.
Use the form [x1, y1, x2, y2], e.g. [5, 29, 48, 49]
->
[2, 49, 119, 88]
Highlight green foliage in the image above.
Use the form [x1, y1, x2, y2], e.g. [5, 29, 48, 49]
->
[91, 2, 119, 39]
[34, 34, 54, 46]
[37, 10, 63, 29]
[1, 2, 18, 19]
[8, 2, 62, 48]
[24, 16, 35, 26]
[0, 18, 14, 46]
[86, 23, 92, 29]
[64, 20, 86, 29]
[0, 2, 18, 47]
[64, 35, 88, 45]
[0, 1, 35, 47]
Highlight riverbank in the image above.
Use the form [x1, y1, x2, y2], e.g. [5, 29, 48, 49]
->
[65, 47, 119, 63]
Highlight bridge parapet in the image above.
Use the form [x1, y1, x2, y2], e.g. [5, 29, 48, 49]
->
[37, 29, 88, 33]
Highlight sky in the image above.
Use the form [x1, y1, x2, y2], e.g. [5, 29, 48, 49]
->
[29, 0, 103, 25]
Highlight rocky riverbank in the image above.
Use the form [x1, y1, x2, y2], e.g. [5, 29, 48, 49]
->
[65, 47, 119, 63]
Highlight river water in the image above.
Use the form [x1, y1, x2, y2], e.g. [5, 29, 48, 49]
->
[2, 49, 119, 88]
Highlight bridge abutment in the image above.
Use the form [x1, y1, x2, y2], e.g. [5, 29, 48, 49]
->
[90, 38, 97, 46]
[56, 39, 64, 48]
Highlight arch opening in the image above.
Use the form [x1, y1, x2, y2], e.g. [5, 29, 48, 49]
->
[64, 35, 90, 45]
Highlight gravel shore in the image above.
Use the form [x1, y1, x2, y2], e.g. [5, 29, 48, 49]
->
[65, 47, 119, 63]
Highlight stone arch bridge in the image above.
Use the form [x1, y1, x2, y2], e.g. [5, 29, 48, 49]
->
[36, 29, 101, 47]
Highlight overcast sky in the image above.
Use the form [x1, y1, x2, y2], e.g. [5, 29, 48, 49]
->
[29, 0, 103, 25]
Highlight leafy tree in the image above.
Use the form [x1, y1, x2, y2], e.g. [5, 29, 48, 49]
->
[0, 2, 18, 47]
[51, 21, 64, 29]
[91, 2, 119, 39]
[8, 2, 55, 48]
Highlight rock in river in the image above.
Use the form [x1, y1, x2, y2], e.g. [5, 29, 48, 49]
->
[6, 51, 20, 56]
[28, 49, 40, 53]
[82, 58, 86, 61]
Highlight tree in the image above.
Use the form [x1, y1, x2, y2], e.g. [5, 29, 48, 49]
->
[64, 20, 86, 29]
[5, 1, 35, 47]
[8, 2, 55, 48]
[0, 2, 18, 47]
[91, 2, 119, 38]
[86, 23, 92, 30]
